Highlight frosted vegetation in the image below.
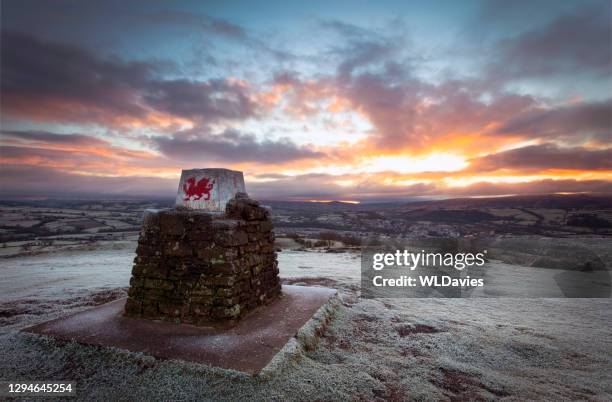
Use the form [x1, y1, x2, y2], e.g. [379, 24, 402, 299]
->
[0, 248, 611, 400]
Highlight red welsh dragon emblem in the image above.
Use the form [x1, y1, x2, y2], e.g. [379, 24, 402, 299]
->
[183, 177, 215, 201]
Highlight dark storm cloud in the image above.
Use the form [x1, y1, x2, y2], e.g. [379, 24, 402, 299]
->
[152, 129, 323, 164]
[0, 31, 256, 125]
[469, 144, 612, 172]
[497, 99, 612, 142]
[489, 6, 612, 79]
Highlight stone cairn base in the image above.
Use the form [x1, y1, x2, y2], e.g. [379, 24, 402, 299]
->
[124, 193, 281, 324]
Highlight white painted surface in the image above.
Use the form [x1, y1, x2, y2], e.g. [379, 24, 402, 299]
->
[175, 168, 246, 211]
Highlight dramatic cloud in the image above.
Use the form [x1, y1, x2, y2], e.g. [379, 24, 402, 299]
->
[497, 99, 612, 143]
[1, 130, 109, 147]
[0, 130, 163, 175]
[0, 165, 176, 198]
[142, 79, 255, 121]
[340, 71, 423, 149]
[313, 72, 537, 153]
[469, 144, 612, 172]
[490, 6, 612, 79]
[443, 179, 612, 198]
[4, 164, 609, 201]
[1, 31, 153, 122]
[1, 1, 611, 200]
[0, 31, 255, 127]
[153, 129, 323, 164]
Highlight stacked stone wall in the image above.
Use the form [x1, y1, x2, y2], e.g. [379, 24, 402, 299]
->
[124, 194, 280, 324]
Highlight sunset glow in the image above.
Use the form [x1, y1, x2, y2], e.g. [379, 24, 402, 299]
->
[366, 154, 468, 174]
[1, 1, 610, 200]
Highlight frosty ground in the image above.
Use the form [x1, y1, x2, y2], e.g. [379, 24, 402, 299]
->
[1, 246, 610, 401]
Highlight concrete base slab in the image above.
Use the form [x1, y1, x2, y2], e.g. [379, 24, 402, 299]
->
[23, 285, 337, 375]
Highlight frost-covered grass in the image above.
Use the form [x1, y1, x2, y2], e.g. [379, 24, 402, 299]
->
[0, 248, 611, 401]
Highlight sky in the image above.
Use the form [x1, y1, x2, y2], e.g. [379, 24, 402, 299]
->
[1, 0, 611, 201]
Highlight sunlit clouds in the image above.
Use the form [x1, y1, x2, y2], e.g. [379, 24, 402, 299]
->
[0, 0, 610, 200]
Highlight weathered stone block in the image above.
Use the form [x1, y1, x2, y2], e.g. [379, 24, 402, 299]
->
[144, 278, 174, 290]
[141, 264, 168, 279]
[124, 193, 280, 324]
[129, 276, 144, 288]
[208, 262, 238, 275]
[164, 240, 193, 257]
[159, 211, 186, 236]
[127, 287, 144, 298]
[191, 212, 213, 226]
[209, 275, 237, 286]
[216, 287, 235, 297]
[190, 286, 214, 296]
[189, 296, 214, 305]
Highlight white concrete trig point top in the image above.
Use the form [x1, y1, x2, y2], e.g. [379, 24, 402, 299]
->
[175, 168, 246, 212]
